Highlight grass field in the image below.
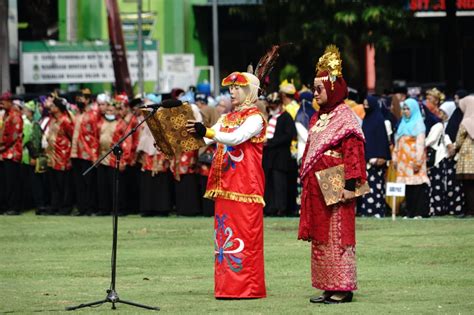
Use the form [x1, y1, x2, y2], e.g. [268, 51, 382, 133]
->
[1, 213, 474, 314]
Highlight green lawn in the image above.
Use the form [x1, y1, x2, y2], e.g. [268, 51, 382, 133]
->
[1, 213, 473, 314]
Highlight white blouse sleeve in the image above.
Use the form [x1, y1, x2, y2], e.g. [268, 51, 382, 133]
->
[209, 114, 264, 146]
[425, 122, 443, 148]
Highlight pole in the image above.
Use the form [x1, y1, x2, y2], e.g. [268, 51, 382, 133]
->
[212, 0, 219, 96]
[137, 0, 144, 96]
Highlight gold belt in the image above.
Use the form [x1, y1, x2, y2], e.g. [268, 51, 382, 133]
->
[323, 150, 343, 159]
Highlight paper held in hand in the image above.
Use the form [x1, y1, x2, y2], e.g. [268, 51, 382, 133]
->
[143, 103, 205, 159]
[315, 164, 370, 206]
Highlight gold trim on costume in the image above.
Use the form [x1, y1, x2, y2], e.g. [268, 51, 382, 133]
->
[204, 189, 265, 206]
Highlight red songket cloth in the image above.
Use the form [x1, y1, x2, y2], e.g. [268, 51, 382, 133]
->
[0, 107, 23, 162]
[71, 109, 101, 161]
[46, 113, 74, 171]
[205, 106, 267, 298]
[311, 207, 357, 291]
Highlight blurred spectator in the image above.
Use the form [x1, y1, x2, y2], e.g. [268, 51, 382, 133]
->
[425, 101, 461, 215]
[358, 95, 391, 218]
[0, 92, 24, 215]
[454, 95, 474, 217]
[393, 98, 430, 219]
[262, 92, 296, 216]
[45, 98, 74, 215]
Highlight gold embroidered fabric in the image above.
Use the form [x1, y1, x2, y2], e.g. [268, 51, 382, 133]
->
[315, 164, 369, 206]
[144, 104, 205, 159]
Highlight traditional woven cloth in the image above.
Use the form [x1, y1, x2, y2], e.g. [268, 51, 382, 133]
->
[145, 103, 204, 158]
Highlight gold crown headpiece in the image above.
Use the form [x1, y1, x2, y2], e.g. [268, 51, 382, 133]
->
[315, 45, 343, 90]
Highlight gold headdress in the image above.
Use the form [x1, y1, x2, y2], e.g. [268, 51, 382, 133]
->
[426, 87, 445, 104]
[315, 45, 343, 90]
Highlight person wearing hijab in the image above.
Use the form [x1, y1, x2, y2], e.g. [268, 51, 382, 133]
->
[393, 98, 430, 219]
[425, 101, 464, 216]
[187, 71, 267, 299]
[358, 95, 391, 218]
[454, 95, 474, 217]
[298, 46, 367, 304]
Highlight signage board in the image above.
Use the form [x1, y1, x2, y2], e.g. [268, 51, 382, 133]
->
[20, 40, 158, 84]
[386, 182, 406, 197]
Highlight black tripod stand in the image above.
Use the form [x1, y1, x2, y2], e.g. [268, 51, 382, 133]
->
[66, 108, 159, 311]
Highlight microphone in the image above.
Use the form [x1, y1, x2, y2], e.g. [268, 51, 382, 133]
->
[138, 99, 182, 109]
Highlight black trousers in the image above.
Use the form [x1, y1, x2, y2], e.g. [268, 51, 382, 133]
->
[405, 184, 429, 218]
[174, 174, 201, 216]
[71, 158, 97, 214]
[31, 170, 50, 212]
[0, 160, 22, 213]
[462, 180, 474, 216]
[264, 168, 288, 216]
[139, 170, 172, 216]
[20, 164, 35, 210]
[199, 175, 214, 217]
[122, 165, 141, 214]
[97, 165, 127, 215]
[48, 168, 73, 215]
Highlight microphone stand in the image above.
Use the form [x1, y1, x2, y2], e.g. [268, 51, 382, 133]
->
[66, 108, 160, 311]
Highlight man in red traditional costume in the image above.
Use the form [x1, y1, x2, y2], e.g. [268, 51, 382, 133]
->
[298, 45, 367, 304]
[70, 89, 101, 215]
[45, 98, 75, 215]
[187, 71, 267, 299]
[0, 92, 23, 215]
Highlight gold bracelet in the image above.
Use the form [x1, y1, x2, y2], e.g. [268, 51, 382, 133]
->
[205, 128, 216, 139]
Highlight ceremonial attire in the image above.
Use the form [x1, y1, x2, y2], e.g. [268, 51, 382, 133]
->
[70, 108, 101, 215]
[299, 105, 366, 292]
[203, 71, 267, 299]
[0, 106, 23, 214]
[45, 112, 74, 214]
[205, 105, 267, 298]
[298, 46, 366, 303]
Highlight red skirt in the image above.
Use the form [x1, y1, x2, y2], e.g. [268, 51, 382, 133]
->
[311, 205, 357, 291]
[214, 198, 266, 298]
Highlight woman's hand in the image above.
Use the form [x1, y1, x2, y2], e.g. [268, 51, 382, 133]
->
[340, 189, 355, 203]
[186, 120, 197, 133]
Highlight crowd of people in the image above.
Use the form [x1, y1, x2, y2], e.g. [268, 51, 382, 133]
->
[0, 80, 473, 219]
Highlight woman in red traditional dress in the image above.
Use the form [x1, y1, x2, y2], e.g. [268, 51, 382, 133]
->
[298, 46, 367, 304]
[187, 71, 267, 299]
